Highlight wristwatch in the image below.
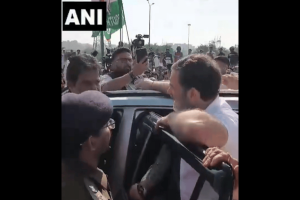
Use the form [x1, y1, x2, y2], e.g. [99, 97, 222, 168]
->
[129, 71, 137, 81]
[137, 183, 147, 199]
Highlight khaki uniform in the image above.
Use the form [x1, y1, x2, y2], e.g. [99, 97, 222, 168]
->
[62, 160, 112, 200]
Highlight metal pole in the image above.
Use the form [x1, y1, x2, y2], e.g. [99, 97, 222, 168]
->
[149, 5, 151, 48]
[100, 31, 104, 59]
[188, 24, 191, 54]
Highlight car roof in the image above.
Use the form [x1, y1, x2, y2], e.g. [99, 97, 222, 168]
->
[104, 90, 238, 109]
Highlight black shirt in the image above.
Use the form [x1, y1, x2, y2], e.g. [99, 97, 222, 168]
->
[218, 52, 225, 56]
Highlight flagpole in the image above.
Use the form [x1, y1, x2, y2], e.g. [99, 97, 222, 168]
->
[121, 0, 130, 46]
[100, 31, 104, 59]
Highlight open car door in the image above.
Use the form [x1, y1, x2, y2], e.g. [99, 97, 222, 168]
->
[143, 112, 234, 200]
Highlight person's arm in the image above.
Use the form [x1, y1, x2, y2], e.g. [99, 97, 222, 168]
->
[151, 81, 170, 94]
[101, 57, 148, 92]
[129, 145, 172, 200]
[222, 74, 238, 90]
[157, 109, 228, 148]
[101, 73, 133, 92]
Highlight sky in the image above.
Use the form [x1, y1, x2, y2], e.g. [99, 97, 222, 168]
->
[62, 0, 238, 48]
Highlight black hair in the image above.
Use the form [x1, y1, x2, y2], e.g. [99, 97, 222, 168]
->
[66, 54, 101, 83]
[172, 54, 221, 101]
[214, 56, 229, 66]
[111, 47, 131, 62]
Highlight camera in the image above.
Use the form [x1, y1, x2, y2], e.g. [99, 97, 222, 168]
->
[132, 34, 149, 49]
[131, 34, 149, 64]
[102, 48, 113, 70]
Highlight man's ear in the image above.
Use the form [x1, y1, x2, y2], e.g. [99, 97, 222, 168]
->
[67, 81, 75, 92]
[187, 88, 200, 103]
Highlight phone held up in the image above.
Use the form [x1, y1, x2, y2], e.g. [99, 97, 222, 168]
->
[136, 48, 148, 64]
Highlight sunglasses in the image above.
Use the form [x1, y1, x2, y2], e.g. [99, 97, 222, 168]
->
[79, 118, 115, 146]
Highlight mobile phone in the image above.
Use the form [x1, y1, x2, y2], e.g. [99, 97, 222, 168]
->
[136, 48, 148, 63]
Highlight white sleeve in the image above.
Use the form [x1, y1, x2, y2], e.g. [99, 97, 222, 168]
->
[212, 111, 239, 159]
[100, 74, 113, 86]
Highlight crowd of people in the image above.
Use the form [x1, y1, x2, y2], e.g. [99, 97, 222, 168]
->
[61, 45, 239, 200]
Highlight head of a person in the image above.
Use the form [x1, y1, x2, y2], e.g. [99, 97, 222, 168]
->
[62, 91, 114, 163]
[230, 46, 234, 52]
[110, 47, 133, 74]
[214, 56, 229, 75]
[77, 49, 80, 54]
[148, 52, 154, 59]
[188, 49, 192, 54]
[91, 50, 98, 57]
[169, 54, 221, 111]
[200, 49, 204, 53]
[62, 49, 65, 54]
[177, 46, 181, 52]
[209, 46, 213, 51]
[70, 50, 73, 53]
[66, 54, 101, 94]
[166, 49, 170, 53]
[219, 48, 223, 52]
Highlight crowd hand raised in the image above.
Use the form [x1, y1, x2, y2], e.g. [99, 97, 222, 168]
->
[222, 74, 238, 90]
[132, 56, 149, 76]
[134, 76, 154, 90]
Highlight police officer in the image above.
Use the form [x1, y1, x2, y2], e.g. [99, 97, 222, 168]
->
[62, 91, 114, 200]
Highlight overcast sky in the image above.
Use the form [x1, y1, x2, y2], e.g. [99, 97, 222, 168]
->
[62, 0, 238, 48]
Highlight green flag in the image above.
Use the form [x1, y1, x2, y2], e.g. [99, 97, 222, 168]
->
[92, 0, 125, 41]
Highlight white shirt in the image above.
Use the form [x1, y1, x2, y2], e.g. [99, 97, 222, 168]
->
[180, 96, 238, 200]
[100, 74, 113, 87]
[63, 60, 70, 84]
[153, 55, 162, 68]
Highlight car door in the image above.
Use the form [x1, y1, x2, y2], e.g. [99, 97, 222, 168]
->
[142, 112, 235, 200]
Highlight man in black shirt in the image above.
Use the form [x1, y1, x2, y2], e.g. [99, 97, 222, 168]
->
[100, 47, 149, 92]
[228, 46, 239, 67]
[217, 47, 225, 56]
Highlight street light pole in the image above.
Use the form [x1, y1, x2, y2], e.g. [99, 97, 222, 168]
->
[147, 0, 154, 48]
[188, 24, 191, 54]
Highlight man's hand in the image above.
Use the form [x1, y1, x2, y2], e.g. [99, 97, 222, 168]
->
[132, 56, 149, 76]
[222, 74, 238, 90]
[155, 113, 174, 131]
[203, 147, 238, 193]
[134, 77, 154, 90]
[129, 184, 145, 200]
[203, 147, 231, 167]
